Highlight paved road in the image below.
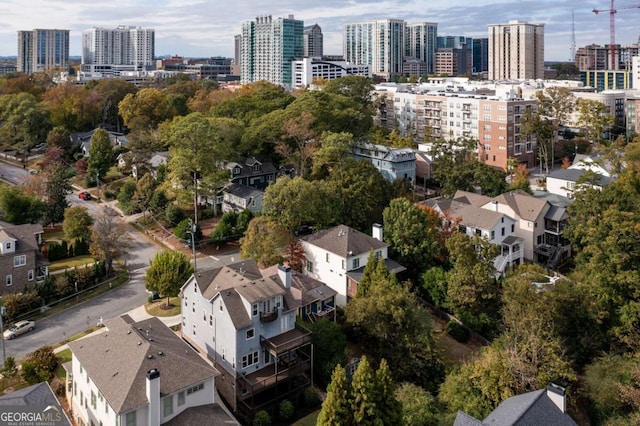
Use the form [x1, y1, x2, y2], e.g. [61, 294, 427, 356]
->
[0, 161, 29, 186]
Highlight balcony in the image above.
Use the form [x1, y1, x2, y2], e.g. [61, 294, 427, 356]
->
[260, 309, 278, 323]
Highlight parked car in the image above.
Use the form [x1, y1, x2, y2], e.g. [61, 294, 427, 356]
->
[3, 320, 35, 340]
[79, 191, 92, 200]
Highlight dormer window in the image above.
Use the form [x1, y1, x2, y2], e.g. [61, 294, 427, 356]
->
[253, 164, 260, 171]
[234, 167, 241, 175]
[5, 242, 11, 250]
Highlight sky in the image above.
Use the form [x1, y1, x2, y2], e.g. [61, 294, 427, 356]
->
[0, 0, 639, 62]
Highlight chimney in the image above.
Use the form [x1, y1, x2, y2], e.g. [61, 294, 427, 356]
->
[278, 264, 291, 289]
[546, 383, 567, 413]
[492, 200, 498, 212]
[146, 369, 161, 425]
[372, 223, 383, 241]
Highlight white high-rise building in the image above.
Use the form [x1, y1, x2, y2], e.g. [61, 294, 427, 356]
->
[17, 29, 70, 75]
[241, 15, 304, 89]
[405, 22, 438, 75]
[343, 19, 405, 81]
[488, 20, 544, 80]
[82, 26, 155, 77]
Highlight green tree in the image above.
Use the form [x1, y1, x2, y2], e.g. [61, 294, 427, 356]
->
[90, 207, 131, 276]
[63, 206, 94, 242]
[0, 186, 45, 224]
[132, 172, 157, 214]
[382, 197, 442, 277]
[356, 252, 390, 298]
[395, 382, 439, 426]
[317, 364, 352, 426]
[445, 233, 500, 336]
[86, 128, 113, 186]
[145, 250, 193, 307]
[240, 216, 290, 267]
[0, 92, 51, 149]
[149, 189, 169, 216]
[1, 356, 17, 378]
[117, 181, 137, 215]
[374, 359, 402, 425]
[576, 98, 615, 145]
[211, 81, 294, 125]
[351, 356, 379, 425]
[306, 318, 347, 386]
[311, 131, 354, 178]
[43, 161, 71, 225]
[164, 113, 233, 221]
[46, 126, 72, 159]
[118, 87, 172, 131]
[420, 266, 448, 308]
[323, 75, 374, 110]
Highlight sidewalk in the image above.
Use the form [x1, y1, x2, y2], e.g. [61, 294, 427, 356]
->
[54, 305, 180, 354]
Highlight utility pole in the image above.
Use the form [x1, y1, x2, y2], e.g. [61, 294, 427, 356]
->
[0, 306, 6, 366]
[96, 171, 100, 202]
[188, 218, 197, 273]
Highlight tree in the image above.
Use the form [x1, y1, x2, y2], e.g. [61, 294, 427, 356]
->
[519, 107, 555, 174]
[311, 131, 353, 178]
[382, 197, 442, 278]
[576, 98, 615, 145]
[164, 113, 234, 222]
[395, 382, 439, 426]
[345, 274, 443, 389]
[92, 78, 137, 132]
[317, 364, 352, 426]
[41, 84, 101, 131]
[351, 356, 380, 424]
[145, 250, 193, 307]
[118, 87, 172, 131]
[356, 252, 390, 298]
[46, 126, 72, 159]
[323, 76, 374, 110]
[132, 173, 157, 215]
[86, 128, 113, 186]
[211, 81, 294, 126]
[277, 112, 318, 178]
[306, 318, 347, 386]
[0, 92, 51, 149]
[117, 181, 138, 215]
[374, 358, 402, 425]
[2, 356, 17, 378]
[90, 207, 131, 276]
[535, 87, 576, 166]
[445, 233, 500, 336]
[0, 186, 45, 224]
[43, 161, 71, 225]
[240, 217, 291, 268]
[63, 206, 94, 242]
[22, 346, 57, 384]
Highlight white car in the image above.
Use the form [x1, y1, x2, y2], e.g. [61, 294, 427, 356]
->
[3, 320, 35, 340]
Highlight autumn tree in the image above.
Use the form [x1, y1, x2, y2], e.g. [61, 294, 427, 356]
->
[46, 126, 73, 159]
[90, 207, 131, 275]
[63, 206, 94, 242]
[277, 112, 317, 178]
[395, 382, 440, 426]
[41, 84, 100, 131]
[576, 98, 615, 145]
[91, 78, 137, 132]
[145, 250, 193, 307]
[118, 88, 172, 131]
[240, 217, 290, 268]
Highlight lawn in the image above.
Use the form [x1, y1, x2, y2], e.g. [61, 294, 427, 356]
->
[54, 348, 72, 380]
[49, 255, 96, 272]
[292, 410, 319, 426]
[145, 296, 181, 317]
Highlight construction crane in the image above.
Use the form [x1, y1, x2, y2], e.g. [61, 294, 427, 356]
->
[593, 1, 640, 70]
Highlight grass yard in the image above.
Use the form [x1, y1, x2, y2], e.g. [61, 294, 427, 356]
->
[145, 297, 181, 317]
[292, 410, 319, 426]
[54, 348, 72, 380]
[49, 255, 96, 272]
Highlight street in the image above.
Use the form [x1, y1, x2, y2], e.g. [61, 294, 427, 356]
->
[0, 161, 240, 359]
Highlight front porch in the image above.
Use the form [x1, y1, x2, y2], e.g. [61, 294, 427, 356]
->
[493, 235, 524, 276]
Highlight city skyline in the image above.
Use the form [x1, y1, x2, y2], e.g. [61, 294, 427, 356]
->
[1, 0, 639, 62]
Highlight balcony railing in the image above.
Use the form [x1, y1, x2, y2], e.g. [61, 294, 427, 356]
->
[260, 309, 278, 323]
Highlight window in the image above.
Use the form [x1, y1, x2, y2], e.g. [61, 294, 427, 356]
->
[177, 391, 185, 406]
[5, 275, 11, 286]
[192, 302, 195, 313]
[163, 395, 173, 417]
[511, 224, 515, 232]
[184, 297, 187, 307]
[246, 328, 255, 339]
[325, 253, 330, 263]
[476, 229, 482, 237]
[126, 412, 136, 426]
[352, 258, 360, 269]
[187, 383, 205, 395]
[193, 324, 196, 335]
[375, 250, 382, 260]
[252, 304, 258, 316]
[13, 255, 26, 267]
[209, 314, 213, 326]
[27, 270, 33, 281]
[219, 301, 223, 312]
[306, 261, 313, 273]
[491, 231, 495, 240]
[91, 391, 96, 409]
[203, 309, 206, 321]
[341, 260, 345, 270]
[5, 242, 11, 250]
[242, 351, 260, 369]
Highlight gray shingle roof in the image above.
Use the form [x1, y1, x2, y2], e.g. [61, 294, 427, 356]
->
[262, 265, 337, 307]
[301, 225, 387, 258]
[163, 403, 239, 425]
[68, 315, 219, 415]
[223, 183, 264, 199]
[548, 168, 612, 186]
[483, 390, 578, 426]
[453, 411, 484, 426]
[490, 190, 548, 222]
[454, 190, 493, 207]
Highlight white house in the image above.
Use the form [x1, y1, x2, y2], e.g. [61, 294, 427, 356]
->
[300, 224, 405, 306]
[221, 183, 264, 214]
[180, 260, 312, 422]
[546, 168, 612, 200]
[66, 315, 232, 426]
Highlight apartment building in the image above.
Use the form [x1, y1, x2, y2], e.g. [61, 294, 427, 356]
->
[405, 22, 438, 75]
[343, 19, 405, 80]
[291, 57, 370, 89]
[81, 26, 155, 78]
[17, 29, 69, 75]
[303, 24, 323, 57]
[241, 15, 304, 89]
[488, 20, 544, 80]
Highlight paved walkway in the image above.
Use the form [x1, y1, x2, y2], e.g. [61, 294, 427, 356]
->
[54, 306, 180, 354]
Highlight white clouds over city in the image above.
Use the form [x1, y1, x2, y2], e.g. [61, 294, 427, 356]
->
[0, 0, 637, 61]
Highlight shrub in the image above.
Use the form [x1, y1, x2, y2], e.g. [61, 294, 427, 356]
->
[279, 399, 294, 421]
[164, 204, 185, 227]
[446, 320, 470, 343]
[304, 386, 320, 407]
[174, 219, 202, 243]
[253, 410, 271, 426]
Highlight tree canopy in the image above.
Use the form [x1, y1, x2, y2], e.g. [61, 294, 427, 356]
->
[145, 250, 193, 307]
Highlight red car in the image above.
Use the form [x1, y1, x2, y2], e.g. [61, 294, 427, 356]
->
[79, 191, 92, 200]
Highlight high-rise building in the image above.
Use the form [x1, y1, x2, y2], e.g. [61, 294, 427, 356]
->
[344, 19, 405, 80]
[472, 38, 489, 73]
[81, 26, 154, 76]
[405, 22, 438, 75]
[17, 29, 69, 75]
[488, 20, 544, 80]
[234, 34, 242, 66]
[303, 24, 323, 57]
[437, 35, 472, 50]
[241, 15, 304, 88]
[435, 35, 472, 75]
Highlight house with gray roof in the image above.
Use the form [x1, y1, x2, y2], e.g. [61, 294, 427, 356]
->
[72, 128, 128, 157]
[180, 260, 312, 423]
[352, 142, 416, 182]
[226, 157, 277, 190]
[546, 167, 613, 200]
[222, 183, 264, 214]
[454, 384, 577, 426]
[300, 224, 406, 306]
[0, 382, 72, 425]
[66, 315, 231, 426]
[0, 223, 48, 295]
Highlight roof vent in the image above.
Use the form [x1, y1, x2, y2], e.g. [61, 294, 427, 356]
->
[147, 354, 153, 359]
[158, 351, 164, 356]
[138, 341, 142, 346]
[113, 371, 118, 377]
[105, 349, 109, 352]
[149, 338, 154, 342]
[127, 330, 131, 334]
